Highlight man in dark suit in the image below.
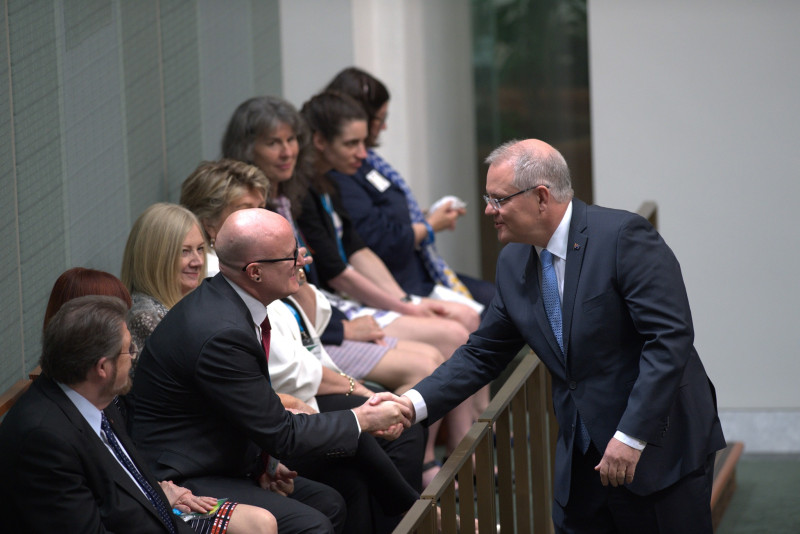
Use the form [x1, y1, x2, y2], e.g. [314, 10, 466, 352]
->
[393, 139, 726, 533]
[130, 208, 414, 534]
[0, 295, 194, 534]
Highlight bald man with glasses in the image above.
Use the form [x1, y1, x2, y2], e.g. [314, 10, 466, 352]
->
[130, 208, 415, 534]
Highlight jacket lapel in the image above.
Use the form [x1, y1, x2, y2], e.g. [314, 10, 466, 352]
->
[41, 378, 169, 527]
[562, 199, 588, 358]
[102, 408, 168, 515]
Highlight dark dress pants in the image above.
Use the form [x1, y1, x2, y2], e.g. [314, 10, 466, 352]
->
[307, 394, 423, 533]
[552, 443, 715, 534]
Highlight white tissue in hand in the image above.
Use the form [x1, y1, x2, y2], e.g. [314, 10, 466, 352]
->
[429, 195, 466, 212]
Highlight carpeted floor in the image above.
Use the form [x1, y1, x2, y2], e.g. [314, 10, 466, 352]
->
[715, 454, 800, 534]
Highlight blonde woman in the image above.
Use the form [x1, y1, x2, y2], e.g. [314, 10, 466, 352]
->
[121, 203, 207, 350]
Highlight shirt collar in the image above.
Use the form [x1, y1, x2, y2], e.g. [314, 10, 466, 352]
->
[222, 274, 268, 327]
[57, 382, 103, 438]
[536, 200, 573, 260]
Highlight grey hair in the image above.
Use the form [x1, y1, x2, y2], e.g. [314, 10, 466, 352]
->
[485, 139, 574, 203]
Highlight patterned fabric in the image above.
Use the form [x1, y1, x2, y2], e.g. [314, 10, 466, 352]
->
[324, 338, 398, 379]
[539, 249, 563, 353]
[186, 501, 237, 534]
[100, 413, 177, 534]
[128, 292, 169, 351]
[366, 150, 472, 298]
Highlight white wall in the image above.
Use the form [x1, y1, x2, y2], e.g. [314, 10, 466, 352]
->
[280, 0, 481, 277]
[589, 0, 800, 433]
[197, 0, 255, 159]
[279, 0, 355, 107]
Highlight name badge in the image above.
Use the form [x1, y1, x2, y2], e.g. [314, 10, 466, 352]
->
[365, 169, 391, 193]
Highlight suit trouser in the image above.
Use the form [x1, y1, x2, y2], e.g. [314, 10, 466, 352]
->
[316, 393, 426, 492]
[294, 394, 422, 534]
[552, 443, 715, 534]
[183, 475, 345, 534]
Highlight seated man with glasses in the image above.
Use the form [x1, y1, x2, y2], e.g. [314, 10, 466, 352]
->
[0, 296, 197, 533]
[129, 208, 418, 534]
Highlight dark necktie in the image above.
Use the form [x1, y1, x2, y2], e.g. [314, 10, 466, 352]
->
[100, 413, 177, 534]
[260, 316, 271, 360]
[258, 316, 274, 475]
[540, 249, 591, 453]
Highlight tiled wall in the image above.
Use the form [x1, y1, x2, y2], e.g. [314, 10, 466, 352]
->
[0, 0, 282, 393]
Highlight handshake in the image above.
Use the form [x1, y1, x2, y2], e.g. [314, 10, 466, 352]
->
[352, 392, 416, 440]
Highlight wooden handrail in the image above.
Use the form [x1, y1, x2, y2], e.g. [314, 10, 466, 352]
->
[393, 352, 555, 533]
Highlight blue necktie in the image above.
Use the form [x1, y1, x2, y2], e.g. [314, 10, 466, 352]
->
[540, 249, 591, 453]
[540, 249, 563, 353]
[101, 413, 177, 534]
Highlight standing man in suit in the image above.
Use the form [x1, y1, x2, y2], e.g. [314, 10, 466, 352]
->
[130, 208, 414, 534]
[0, 296, 196, 533]
[393, 139, 725, 533]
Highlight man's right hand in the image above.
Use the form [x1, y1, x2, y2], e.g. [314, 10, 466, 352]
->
[353, 392, 413, 439]
[258, 462, 297, 496]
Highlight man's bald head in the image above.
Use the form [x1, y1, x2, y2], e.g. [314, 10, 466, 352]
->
[215, 208, 300, 304]
[485, 139, 573, 203]
[216, 208, 291, 270]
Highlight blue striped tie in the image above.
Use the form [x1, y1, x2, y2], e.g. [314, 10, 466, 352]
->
[101, 413, 177, 533]
[540, 249, 563, 352]
[541, 249, 591, 452]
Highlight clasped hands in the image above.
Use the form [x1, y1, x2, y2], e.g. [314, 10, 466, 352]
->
[352, 392, 415, 440]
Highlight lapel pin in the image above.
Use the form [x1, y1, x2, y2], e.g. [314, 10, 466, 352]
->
[573, 243, 580, 250]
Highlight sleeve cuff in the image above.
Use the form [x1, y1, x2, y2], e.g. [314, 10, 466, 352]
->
[614, 430, 646, 451]
[403, 389, 427, 423]
[351, 410, 361, 436]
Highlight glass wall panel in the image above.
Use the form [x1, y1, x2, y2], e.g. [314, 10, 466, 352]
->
[473, 0, 592, 278]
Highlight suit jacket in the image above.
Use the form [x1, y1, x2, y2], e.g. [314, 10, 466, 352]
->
[130, 273, 359, 482]
[414, 198, 725, 505]
[0, 376, 192, 533]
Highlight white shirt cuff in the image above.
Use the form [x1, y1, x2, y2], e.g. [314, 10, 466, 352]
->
[403, 389, 427, 423]
[614, 430, 646, 451]
[350, 410, 361, 435]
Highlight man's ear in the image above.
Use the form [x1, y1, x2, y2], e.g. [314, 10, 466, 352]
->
[245, 263, 262, 282]
[93, 357, 113, 380]
[535, 184, 551, 212]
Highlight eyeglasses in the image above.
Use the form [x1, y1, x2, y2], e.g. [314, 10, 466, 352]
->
[483, 184, 547, 211]
[242, 243, 299, 271]
[121, 346, 138, 360]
